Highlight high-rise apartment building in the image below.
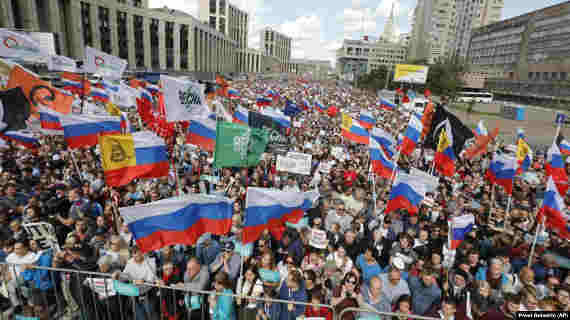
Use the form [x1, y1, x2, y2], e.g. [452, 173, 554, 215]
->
[0, 0, 238, 73]
[260, 27, 292, 72]
[453, 0, 503, 60]
[336, 38, 407, 79]
[408, 0, 457, 63]
[198, 0, 249, 49]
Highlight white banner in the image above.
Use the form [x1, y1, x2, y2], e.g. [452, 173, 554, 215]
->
[410, 168, 439, 193]
[0, 29, 49, 61]
[48, 54, 76, 72]
[277, 152, 312, 175]
[161, 75, 209, 122]
[83, 46, 127, 79]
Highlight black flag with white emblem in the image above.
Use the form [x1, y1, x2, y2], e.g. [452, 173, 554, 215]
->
[0, 87, 31, 132]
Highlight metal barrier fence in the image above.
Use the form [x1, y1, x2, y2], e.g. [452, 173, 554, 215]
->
[0, 263, 336, 320]
[339, 307, 440, 320]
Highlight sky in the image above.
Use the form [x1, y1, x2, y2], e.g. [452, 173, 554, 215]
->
[149, 0, 569, 66]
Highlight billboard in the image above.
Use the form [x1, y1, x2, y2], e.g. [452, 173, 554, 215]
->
[394, 64, 429, 84]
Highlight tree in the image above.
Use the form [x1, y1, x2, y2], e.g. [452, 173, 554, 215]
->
[356, 65, 389, 91]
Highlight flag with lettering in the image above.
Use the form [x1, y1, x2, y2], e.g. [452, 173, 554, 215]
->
[213, 122, 269, 168]
[161, 75, 210, 122]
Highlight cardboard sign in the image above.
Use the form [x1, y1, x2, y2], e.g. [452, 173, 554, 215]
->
[309, 229, 328, 249]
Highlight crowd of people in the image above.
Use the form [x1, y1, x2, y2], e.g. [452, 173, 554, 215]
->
[0, 77, 568, 320]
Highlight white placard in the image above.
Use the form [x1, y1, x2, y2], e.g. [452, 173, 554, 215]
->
[309, 229, 328, 249]
[277, 152, 312, 175]
[410, 168, 439, 193]
[161, 75, 209, 122]
[293, 121, 302, 127]
[319, 162, 332, 174]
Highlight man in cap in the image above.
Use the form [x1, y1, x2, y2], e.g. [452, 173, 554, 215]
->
[209, 241, 240, 281]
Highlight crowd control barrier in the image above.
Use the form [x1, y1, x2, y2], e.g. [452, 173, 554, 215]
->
[339, 307, 440, 320]
[0, 263, 336, 320]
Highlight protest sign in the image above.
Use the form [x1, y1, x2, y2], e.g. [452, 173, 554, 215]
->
[309, 228, 328, 249]
[277, 152, 312, 175]
[410, 168, 439, 193]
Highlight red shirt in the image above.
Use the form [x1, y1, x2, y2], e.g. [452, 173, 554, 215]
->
[344, 171, 357, 187]
[305, 306, 332, 320]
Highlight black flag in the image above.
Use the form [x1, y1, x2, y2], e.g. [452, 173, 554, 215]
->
[0, 87, 31, 133]
[424, 104, 474, 157]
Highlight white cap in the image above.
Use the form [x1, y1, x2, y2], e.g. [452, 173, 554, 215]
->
[392, 256, 405, 270]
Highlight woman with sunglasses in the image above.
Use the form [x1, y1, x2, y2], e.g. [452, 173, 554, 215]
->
[331, 272, 360, 320]
[209, 272, 237, 320]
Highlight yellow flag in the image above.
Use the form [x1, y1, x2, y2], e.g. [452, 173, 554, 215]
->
[437, 128, 450, 152]
[516, 138, 530, 162]
[342, 113, 353, 130]
[106, 102, 122, 117]
[100, 134, 136, 171]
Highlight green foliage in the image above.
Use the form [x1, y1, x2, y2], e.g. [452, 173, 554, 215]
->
[355, 65, 389, 91]
[425, 62, 466, 98]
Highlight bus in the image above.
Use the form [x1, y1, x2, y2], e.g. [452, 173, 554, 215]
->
[456, 91, 494, 103]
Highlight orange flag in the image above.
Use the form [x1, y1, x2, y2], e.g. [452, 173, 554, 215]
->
[215, 75, 229, 97]
[463, 127, 499, 160]
[420, 101, 435, 140]
[7, 65, 73, 117]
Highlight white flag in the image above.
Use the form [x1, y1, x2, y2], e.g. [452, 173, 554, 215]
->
[161, 75, 209, 122]
[48, 55, 77, 72]
[83, 46, 127, 79]
[0, 29, 49, 60]
[112, 83, 138, 107]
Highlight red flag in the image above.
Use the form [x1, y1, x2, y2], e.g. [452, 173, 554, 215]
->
[424, 89, 431, 97]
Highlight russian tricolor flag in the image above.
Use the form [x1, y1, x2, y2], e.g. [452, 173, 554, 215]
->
[342, 116, 370, 145]
[265, 89, 276, 98]
[538, 177, 570, 239]
[256, 96, 272, 107]
[315, 100, 327, 112]
[0, 130, 39, 150]
[559, 139, 570, 156]
[434, 119, 456, 177]
[233, 105, 249, 124]
[243, 188, 319, 243]
[371, 127, 397, 158]
[400, 115, 423, 156]
[379, 98, 396, 111]
[385, 172, 427, 215]
[60, 113, 123, 149]
[61, 72, 90, 96]
[485, 153, 517, 195]
[38, 107, 64, 135]
[359, 110, 376, 129]
[449, 214, 475, 250]
[99, 80, 120, 93]
[370, 137, 396, 179]
[262, 109, 291, 128]
[228, 88, 241, 99]
[475, 120, 488, 136]
[546, 142, 568, 195]
[119, 194, 234, 252]
[91, 87, 110, 104]
[187, 117, 216, 152]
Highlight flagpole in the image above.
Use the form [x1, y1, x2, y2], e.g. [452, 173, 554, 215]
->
[488, 184, 496, 226]
[69, 150, 84, 184]
[527, 216, 545, 268]
[81, 72, 87, 114]
[389, 150, 401, 185]
[505, 195, 512, 231]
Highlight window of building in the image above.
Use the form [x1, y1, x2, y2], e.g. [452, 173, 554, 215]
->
[219, 0, 226, 15]
[150, 19, 160, 69]
[209, 16, 216, 29]
[117, 11, 129, 60]
[81, 2, 92, 47]
[210, 0, 216, 14]
[561, 72, 568, 80]
[219, 17, 225, 33]
[133, 0, 142, 8]
[552, 72, 558, 80]
[134, 15, 145, 68]
[528, 72, 534, 79]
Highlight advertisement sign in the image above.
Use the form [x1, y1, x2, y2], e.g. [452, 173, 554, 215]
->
[394, 64, 429, 84]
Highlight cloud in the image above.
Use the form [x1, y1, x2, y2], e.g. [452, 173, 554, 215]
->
[148, 0, 198, 16]
[338, 7, 377, 35]
[376, 0, 400, 17]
